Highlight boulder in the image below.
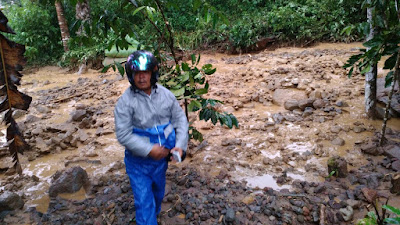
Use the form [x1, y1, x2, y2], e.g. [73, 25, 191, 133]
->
[298, 99, 314, 110]
[313, 99, 326, 109]
[70, 110, 87, 122]
[331, 137, 345, 146]
[272, 89, 307, 106]
[0, 191, 24, 212]
[284, 99, 299, 110]
[49, 166, 90, 198]
[327, 156, 348, 178]
[385, 145, 400, 160]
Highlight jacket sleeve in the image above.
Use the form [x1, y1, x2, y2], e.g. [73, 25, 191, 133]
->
[170, 96, 189, 151]
[114, 95, 154, 157]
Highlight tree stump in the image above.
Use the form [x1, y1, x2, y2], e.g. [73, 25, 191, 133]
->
[390, 173, 400, 194]
[327, 156, 348, 178]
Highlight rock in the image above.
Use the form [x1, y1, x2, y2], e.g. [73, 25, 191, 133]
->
[331, 137, 345, 146]
[345, 199, 361, 209]
[335, 101, 348, 107]
[76, 129, 89, 142]
[284, 99, 299, 111]
[353, 126, 366, 133]
[0, 191, 24, 212]
[330, 126, 341, 133]
[272, 89, 307, 106]
[360, 140, 383, 156]
[303, 107, 314, 117]
[25, 115, 40, 123]
[70, 110, 87, 122]
[272, 113, 285, 124]
[298, 99, 314, 110]
[392, 161, 400, 172]
[221, 138, 241, 146]
[327, 156, 348, 178]
[36, 105, 50, 113]
[242, 195, 255, 205]
[340, 206, 353, 222]
[225, 208, 235, 222]
[12, 109, 26, 119]
[309, 90, 322, 99]
[108, 161, 125, 172]
[385, 145, 400, 160]
[391, 173, 400, 194]
[49, 166, 90, 198]
[313, 99, 326, 109]
[362, 188, 377, 203]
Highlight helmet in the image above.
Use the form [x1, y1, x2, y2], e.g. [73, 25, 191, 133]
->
[125, 50, 159, 89]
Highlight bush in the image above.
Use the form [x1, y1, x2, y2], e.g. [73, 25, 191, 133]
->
[3, 0, 63, 64]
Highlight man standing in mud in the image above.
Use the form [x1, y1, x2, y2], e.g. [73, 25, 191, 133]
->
[114, 50, 188, 225]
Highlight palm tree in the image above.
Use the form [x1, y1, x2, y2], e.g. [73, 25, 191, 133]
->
[55, 0, 70, 52]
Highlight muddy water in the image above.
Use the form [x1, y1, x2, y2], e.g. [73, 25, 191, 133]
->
[3, 42, 400, 213]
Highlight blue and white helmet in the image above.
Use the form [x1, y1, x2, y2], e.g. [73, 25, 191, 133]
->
[125, 50, 159, 88]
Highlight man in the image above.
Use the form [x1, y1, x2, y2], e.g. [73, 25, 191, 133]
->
[114, 50, 188, 225]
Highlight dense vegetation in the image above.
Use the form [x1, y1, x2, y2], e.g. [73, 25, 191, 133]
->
[2, 0, 365, 65]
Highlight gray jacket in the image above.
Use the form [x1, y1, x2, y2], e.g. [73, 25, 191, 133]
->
[114, 84, 189, 157]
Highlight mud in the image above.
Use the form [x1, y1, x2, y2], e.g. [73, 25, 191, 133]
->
[0, 42, 400, 225]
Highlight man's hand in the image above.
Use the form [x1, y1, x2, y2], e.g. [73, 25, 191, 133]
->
[148, 144, 169, 160]
[170, 147, 183, 162]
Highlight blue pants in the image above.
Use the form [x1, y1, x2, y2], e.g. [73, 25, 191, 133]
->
[125, 150, 168, 225]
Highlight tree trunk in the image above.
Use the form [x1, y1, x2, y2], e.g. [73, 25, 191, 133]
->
[365, 7, 378, 119]
[75, 0, 91, 36]
[55, 0, 70, 52]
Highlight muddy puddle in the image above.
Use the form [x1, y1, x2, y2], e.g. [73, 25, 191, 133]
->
[1, 42, 400, 223]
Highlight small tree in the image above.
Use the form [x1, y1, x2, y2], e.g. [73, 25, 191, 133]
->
[344, 0, 400, 145]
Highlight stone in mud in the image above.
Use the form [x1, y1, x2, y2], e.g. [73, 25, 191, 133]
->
[242, 195, 255, 205]
[312, 99, 326, 109]
[272, 113, 285, 124]
[49, 166, 90, 198]
[391, 173, 400, 194]
[0, 191, 24, 212]
[25, 115, 41, 123]
[353, 126, 366, 133]
[225, 208, 236, 222]
[360, 140, 383, 156]
[298, 99, 314, 110]
[284, 99, 299, 111]
[272, 89, 307, 106]
[327, 156, 348, 178]
[12, 109, 26, 119]
[70, 109, 87, 122]
[384, 145, 400, 160]
[392, 161, 400, 172]
[330, 126, 341, 134]
[335, 100, 349, 107]
[339, 206, 353, 222]
[36, 105, 50, 113]
[331, 137, 345, 146]
[303, 107, 314, 117]
[221, 138, 242, 146]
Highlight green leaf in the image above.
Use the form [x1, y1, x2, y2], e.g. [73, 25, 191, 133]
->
[363, 37, 383, 48]
[384, 218, 400, 224]
[383, 53, 397, 70]
[211, 111, 218, 124]
[360, 64, 371, 74]
[181, 72, 190, 82]
[188, 100, 202, 112]
[385, 71, 394, 88]
[116, 62, 125, 76]
[171, 87, 185, 97]
[383, 205, 400, 215]
[182, 63, 190, 71]
[166, 79, 178, 87]
[196, 54, 201, 66]
[195, 88, 208, 95]
[348, 67, 354, 78]
[367, 211, 377, 221]
[191, 127, 203, 142]
[193, 0, 202, 11]
[231, 115, 239, 128]
[191, 54, 196, 65]
[101, 65, 111, 73]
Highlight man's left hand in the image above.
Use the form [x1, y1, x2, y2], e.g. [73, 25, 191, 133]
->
[170, 147, 183, 162]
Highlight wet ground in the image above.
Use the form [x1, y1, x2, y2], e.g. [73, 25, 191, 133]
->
[0, 42, 400, 225]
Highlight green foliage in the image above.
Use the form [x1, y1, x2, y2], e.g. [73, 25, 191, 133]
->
[3, 0, 63, 64]
[357, 204, 400, 225]
[159, 54, 238, 141]
[343, 0, 399, 88]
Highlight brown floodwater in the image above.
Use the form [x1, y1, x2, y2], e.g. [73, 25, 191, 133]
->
[2, 42, 400, 213]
